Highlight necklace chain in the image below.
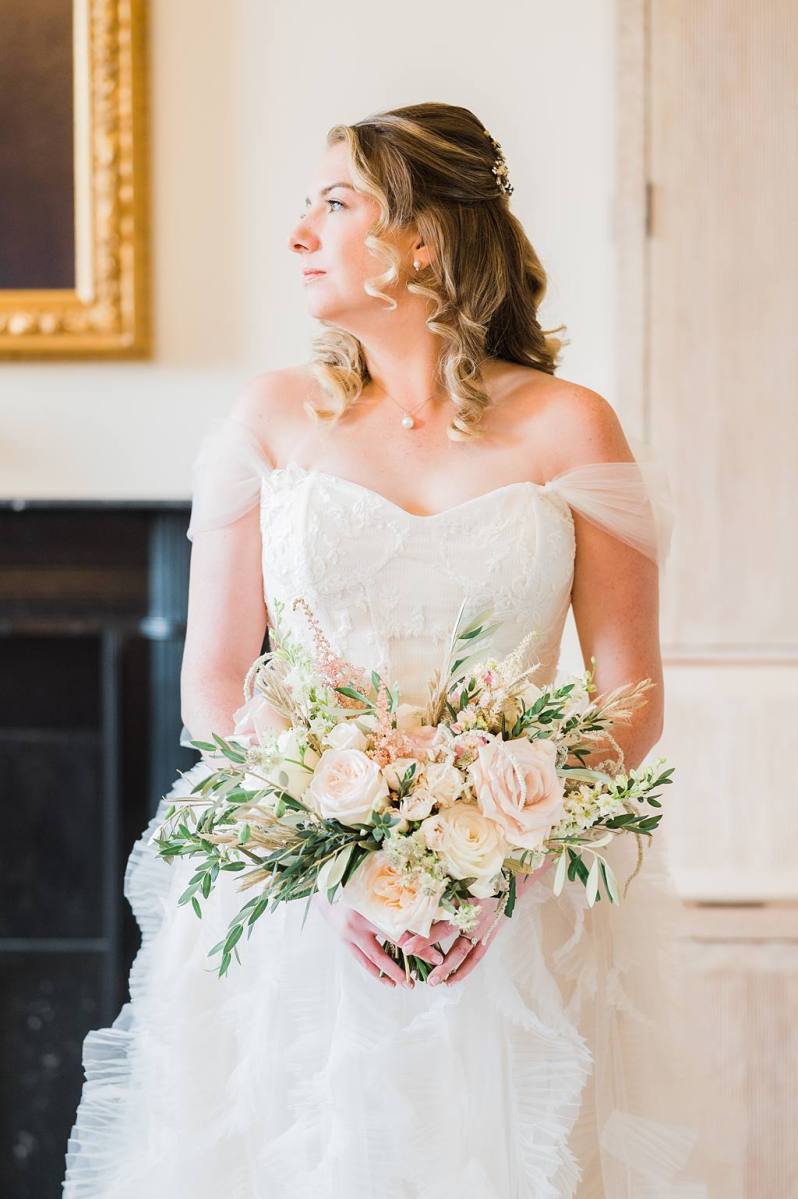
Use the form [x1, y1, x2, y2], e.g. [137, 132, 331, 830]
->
[376, 384, 445, 430]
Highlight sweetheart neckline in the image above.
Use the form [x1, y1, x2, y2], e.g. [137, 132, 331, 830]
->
[262, 461, 560, 523]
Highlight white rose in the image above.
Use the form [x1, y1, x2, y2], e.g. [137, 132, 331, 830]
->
[256, 728, 319, 800]
[343, 850, 445, 939]
[398, 787, 437, 822]
[395, 703, 426, 732]
[305, 747, 389, 826]
[382, 756, 421, 791]
[419, 812, 447, 852]
[421, 761, 464, 808]
[434, 805, 508, 898]
[323, 720, 368, 751]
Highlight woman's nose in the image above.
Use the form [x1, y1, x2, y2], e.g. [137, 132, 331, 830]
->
[288, 217, 317, 255]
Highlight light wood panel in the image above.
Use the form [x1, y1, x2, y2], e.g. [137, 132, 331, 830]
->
[647, 0, 798, 650]
[659, 663, 798, 899]
[676, 906, 798, 1196]
[617, 3, 798, 1188]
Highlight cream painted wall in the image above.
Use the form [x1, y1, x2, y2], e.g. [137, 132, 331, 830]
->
[0, 0, 617, 500]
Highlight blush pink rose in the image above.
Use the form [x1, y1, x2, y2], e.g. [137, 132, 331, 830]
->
[468, 735, 565, 851]
[404, 724, 445, 757]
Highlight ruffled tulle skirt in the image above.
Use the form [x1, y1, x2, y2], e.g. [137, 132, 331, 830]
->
[62, 760, 737, 1198]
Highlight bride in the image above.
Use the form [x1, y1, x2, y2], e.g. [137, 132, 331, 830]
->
[62, 102, 736, 1197]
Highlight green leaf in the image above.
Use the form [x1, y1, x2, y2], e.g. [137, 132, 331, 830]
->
[191, 896, 202, 919]
[600, 859, 620, 903]
[586, 856, 600, 906]
[553, 850, 568, 896]
[505, 872, 517, 918]
[224, 924, 244, 955]
[335, 685, 371, 705]
[177, 882, 198, 906]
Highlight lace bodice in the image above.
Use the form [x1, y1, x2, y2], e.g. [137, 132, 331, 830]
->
[186, 413, 673, 711]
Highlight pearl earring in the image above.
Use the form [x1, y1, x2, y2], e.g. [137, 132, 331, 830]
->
[413, 260, 421, 271]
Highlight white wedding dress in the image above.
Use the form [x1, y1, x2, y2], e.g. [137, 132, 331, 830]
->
[62, 408, 737, 1198]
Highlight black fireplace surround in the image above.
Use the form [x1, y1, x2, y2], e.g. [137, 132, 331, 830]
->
[0, 498, 197, 1198]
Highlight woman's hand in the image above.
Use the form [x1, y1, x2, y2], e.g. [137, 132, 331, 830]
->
[313, 895, 442, 988]
[423, 895, 505, 986]
[421, 867, 549, 987]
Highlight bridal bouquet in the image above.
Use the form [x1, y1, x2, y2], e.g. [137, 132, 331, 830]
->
[153, 595, 672, 980]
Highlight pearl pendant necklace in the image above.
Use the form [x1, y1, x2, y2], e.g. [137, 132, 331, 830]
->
[378, 385, 444, 430]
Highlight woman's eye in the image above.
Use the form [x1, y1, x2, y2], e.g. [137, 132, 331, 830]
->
[297, 198, 344, 221]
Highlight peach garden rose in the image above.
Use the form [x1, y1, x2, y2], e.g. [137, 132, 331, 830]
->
[343, 849, 446, 940]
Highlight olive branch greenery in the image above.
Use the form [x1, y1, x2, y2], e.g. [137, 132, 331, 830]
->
[155, 601, 674, 980]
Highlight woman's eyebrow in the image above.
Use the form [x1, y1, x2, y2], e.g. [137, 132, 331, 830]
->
[303, 182, 356, 205]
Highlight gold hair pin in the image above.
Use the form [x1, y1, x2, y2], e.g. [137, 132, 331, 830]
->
[483, 128, 514, 197]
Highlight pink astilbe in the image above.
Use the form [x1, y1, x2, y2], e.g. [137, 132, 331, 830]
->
[291, 596, 418, 767]
[291, 597, 371, 708]
[370, 678, 418, 768]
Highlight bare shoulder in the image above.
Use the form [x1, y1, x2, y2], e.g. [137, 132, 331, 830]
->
[505, 368, 635, 474]
[228, 364, 315, 459]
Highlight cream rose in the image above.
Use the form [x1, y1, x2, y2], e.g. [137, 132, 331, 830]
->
[381, 756, 421, 791]
[433, 805, 507, 898]
[398, 787, 437, 822]
[394, 703, 426, 731]
[323, 720, 368, 752]
[468, 735, 565, 851]
[419, 812, 447, 852]
[305, 747, 389, 826]
[343, 850, 445, 939]
[421, 761, 464, 808]
[251, 728, 319, 800]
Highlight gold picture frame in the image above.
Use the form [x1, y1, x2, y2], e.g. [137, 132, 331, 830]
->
[0, 0, 150, 358]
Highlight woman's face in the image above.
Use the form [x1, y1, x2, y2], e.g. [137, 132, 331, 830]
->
[288, 140, 417, 325]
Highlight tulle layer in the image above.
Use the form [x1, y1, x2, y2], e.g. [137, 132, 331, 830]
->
[185, 415, 674, 567]
[62, 762, 736, 1198]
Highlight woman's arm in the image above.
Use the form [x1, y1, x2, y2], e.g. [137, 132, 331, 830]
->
[180, 503, 270, 743]
[557, 390, 666, 771]
[180, 382, 288, 744]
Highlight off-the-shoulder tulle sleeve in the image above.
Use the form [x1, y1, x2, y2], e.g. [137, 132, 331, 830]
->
[542, 442, 675, 566]
[186, 416, 274, 542]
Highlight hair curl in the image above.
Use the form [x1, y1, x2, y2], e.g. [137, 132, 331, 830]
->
[305, 102, 568, 442]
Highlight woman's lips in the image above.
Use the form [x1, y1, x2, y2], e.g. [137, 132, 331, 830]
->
[303, 271, 326, 282]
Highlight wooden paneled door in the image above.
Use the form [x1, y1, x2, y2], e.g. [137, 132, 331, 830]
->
[616, 2, 798, 1193]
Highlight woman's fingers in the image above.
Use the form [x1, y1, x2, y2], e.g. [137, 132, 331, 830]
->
[350, 943, 397, 986]
[395, 933, 444, 965]
[441, 939, 489, 985]
[427, 934, 476, 986]
[355, 934, 411, 987]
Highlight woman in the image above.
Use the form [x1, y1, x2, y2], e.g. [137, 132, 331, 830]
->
[63, 103, 735, 1197]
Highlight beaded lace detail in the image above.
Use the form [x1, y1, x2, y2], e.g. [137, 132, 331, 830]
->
[259, 462, 577, 707]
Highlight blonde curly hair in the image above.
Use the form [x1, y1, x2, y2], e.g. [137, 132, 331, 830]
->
[305, 101, 568, 442]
